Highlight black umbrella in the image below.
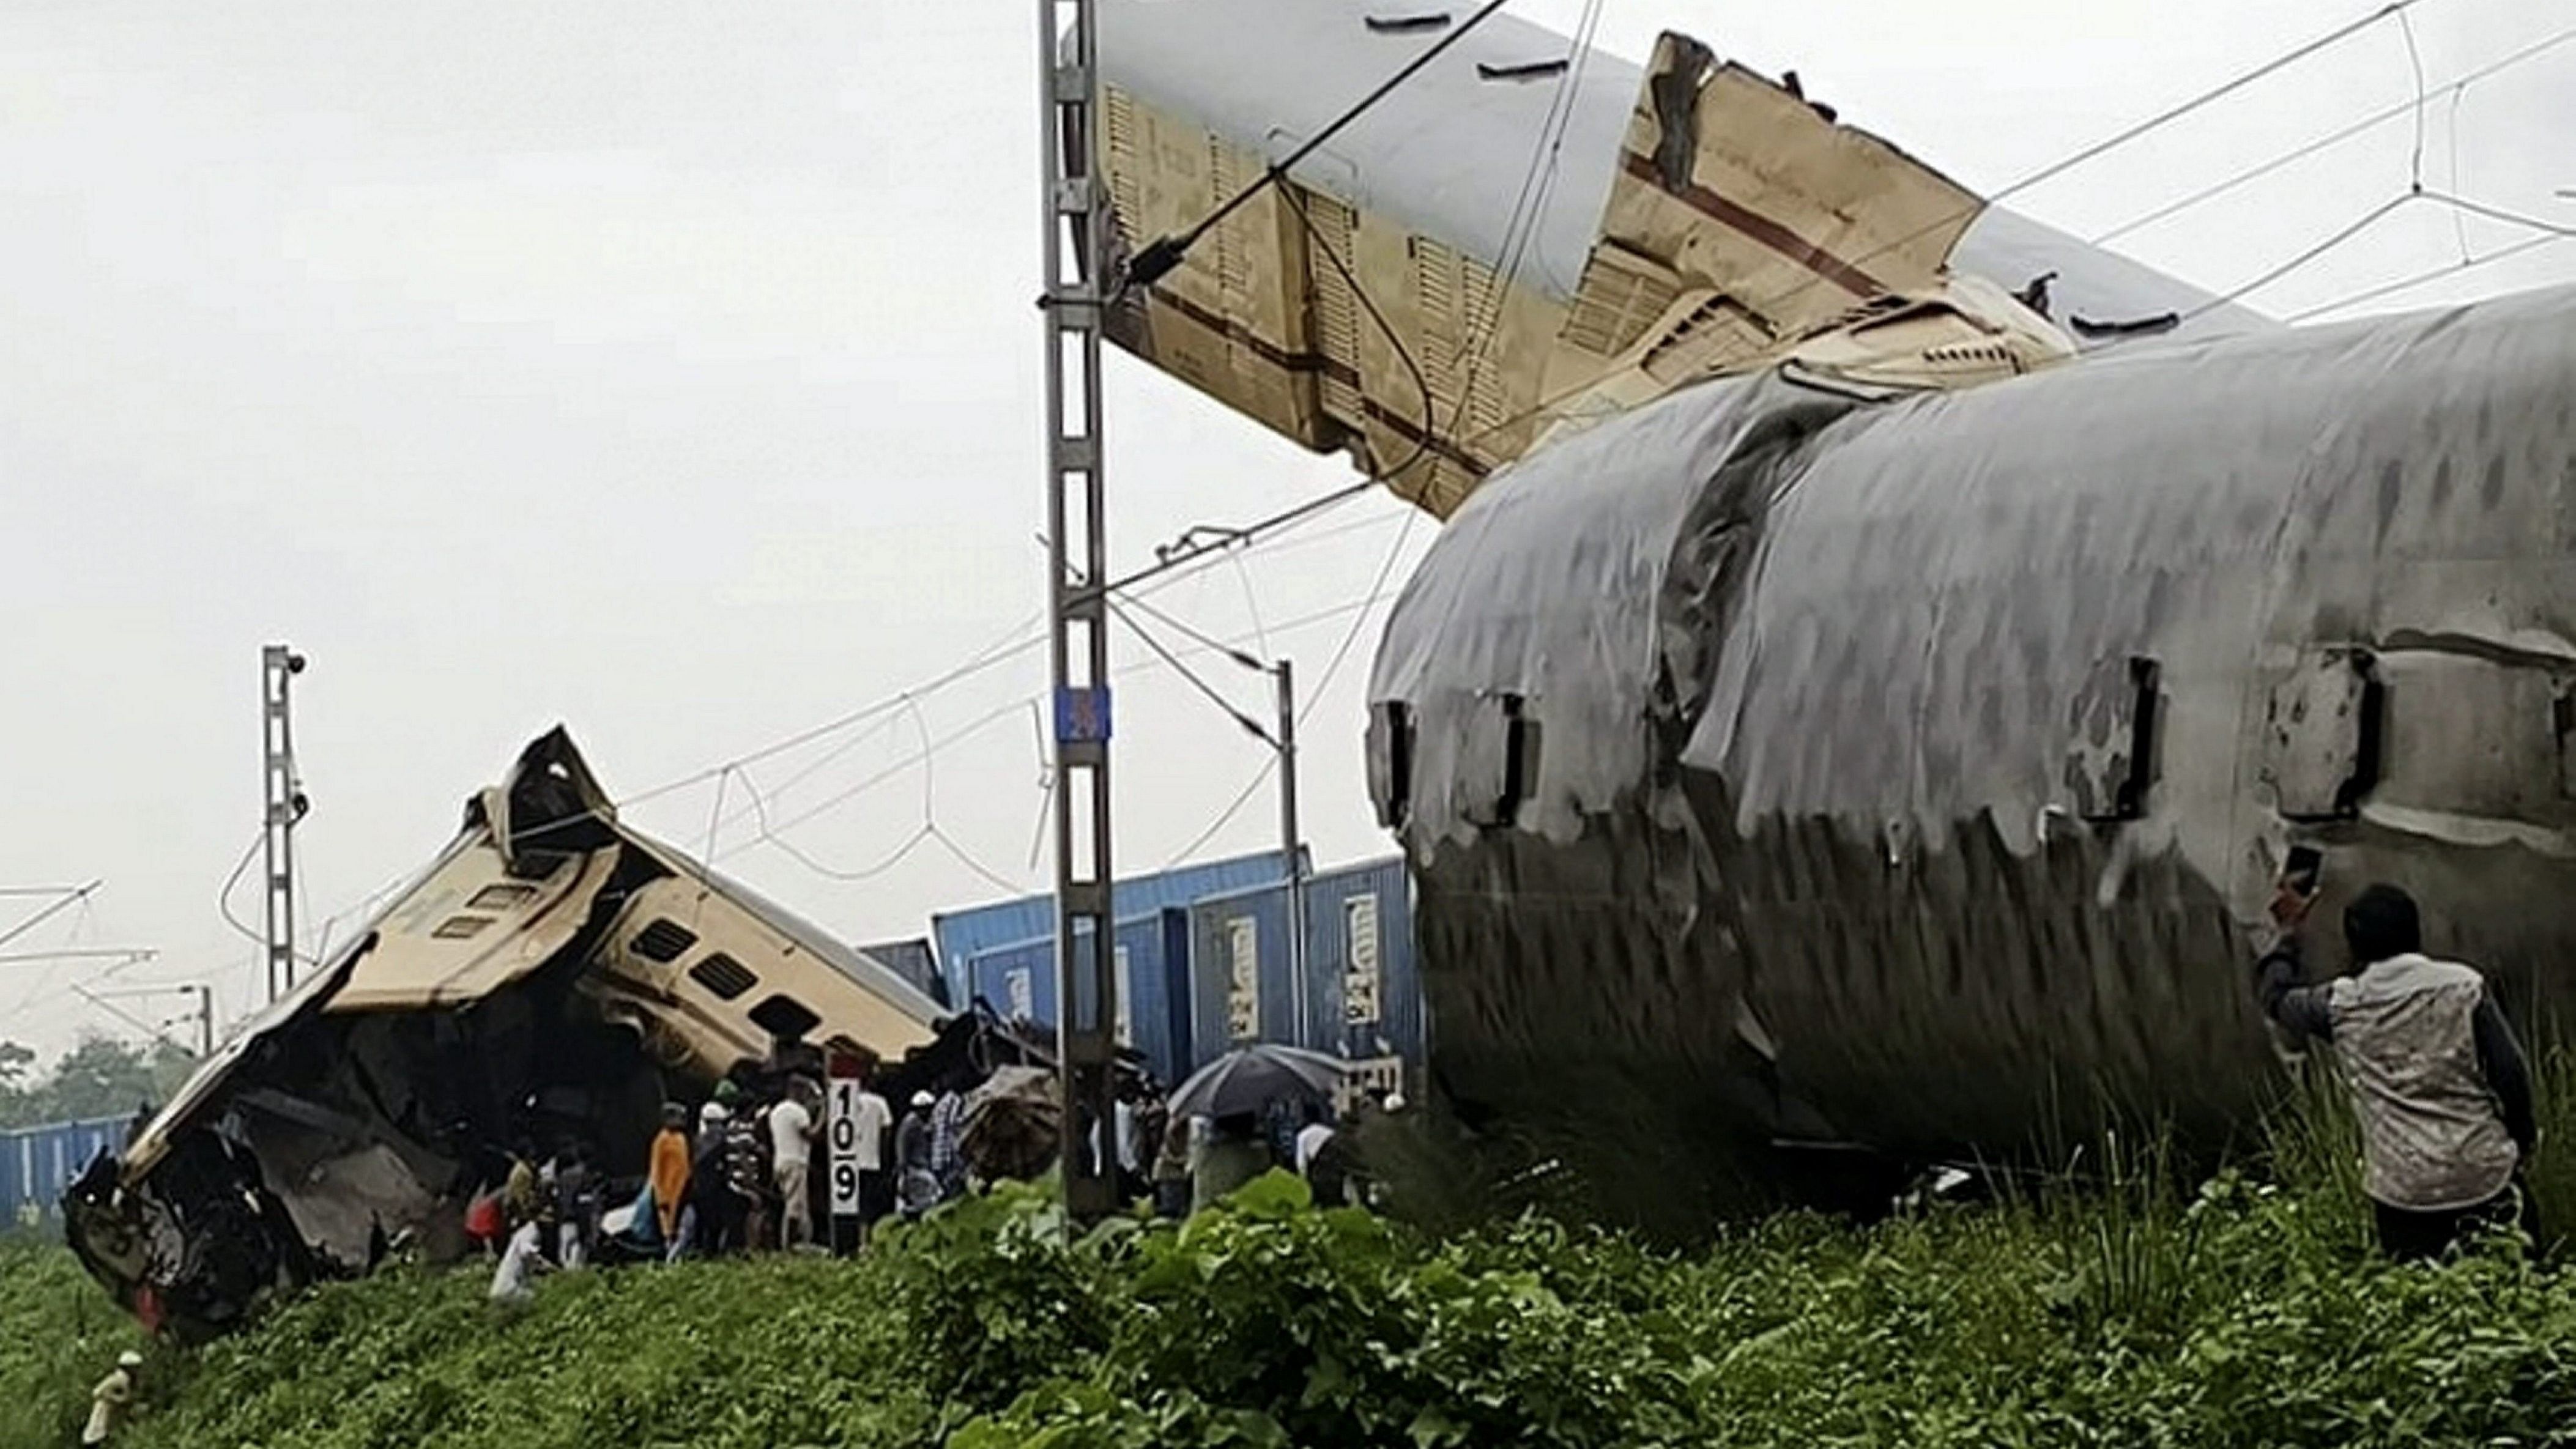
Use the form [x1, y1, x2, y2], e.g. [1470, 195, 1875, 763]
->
[1168, 1044, 1346, 1119]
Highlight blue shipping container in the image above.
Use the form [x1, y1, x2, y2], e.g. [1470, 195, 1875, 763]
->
[962, 908, 1197, 1086]
[1302, 858, 1422, 1069]
[1184, 858, 1422, 1079]
[932, 848, 1305, 1005]
[1, 1116, 128, 1227]
[1186, 885, 1299, 1068]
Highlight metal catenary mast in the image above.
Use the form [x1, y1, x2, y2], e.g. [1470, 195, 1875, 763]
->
[1039, 0, 1119, 1220]
[260, 645, 308, 1003]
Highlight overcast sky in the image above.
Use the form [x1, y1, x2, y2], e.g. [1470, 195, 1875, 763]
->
[1, 0, 2568, 1063]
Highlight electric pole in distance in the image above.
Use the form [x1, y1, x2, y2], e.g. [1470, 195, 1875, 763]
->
[1040, 0, 1119, 1221]
[261, 645, 308, 1004]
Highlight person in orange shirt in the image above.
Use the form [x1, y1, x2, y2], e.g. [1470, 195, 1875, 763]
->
[648, 1102, 692, 1256]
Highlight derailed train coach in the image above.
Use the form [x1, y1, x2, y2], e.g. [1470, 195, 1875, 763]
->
[1365, 284, 2576, 1225]
[64, 728, 949, 1338]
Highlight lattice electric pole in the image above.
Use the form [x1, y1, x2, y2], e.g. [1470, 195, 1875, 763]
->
[260, 645, 308, 1004]
[1041, 0, 1118, 1220]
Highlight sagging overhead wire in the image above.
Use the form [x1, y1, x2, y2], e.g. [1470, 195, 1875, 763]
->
[1156, 511, 1425, 867]
[2088, 23, 2576, 245]
[2181, 187, 2576, 320]
[735, 595, 1389, 884]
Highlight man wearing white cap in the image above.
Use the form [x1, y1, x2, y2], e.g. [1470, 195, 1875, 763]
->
[82, 1350, 142, 1445]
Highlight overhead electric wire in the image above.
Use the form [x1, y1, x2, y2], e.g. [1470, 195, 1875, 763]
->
[2001, 0, 2433, 207]
[2183, 193, 2418, 318]
[2287, 232, 2570, 319]
[2183, 187, 2576, 321]
[0, 881, 100, 954]
[1737, 0, 2438, 332]
[1450, 0, 1606, 428]
[735, 593, 1390, 882]
[68, 983, 194, 1056]
[1121, 0, 1515, 290]
[215, 829, 266, 949]
[1115, 591, 1269, 673]
[1107, 598, 1276, 745]
[2088, 23, 2576, 245]
[1279, 185, 1439, 487]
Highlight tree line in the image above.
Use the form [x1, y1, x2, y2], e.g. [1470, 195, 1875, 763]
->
[0, 1036, 197, 1133]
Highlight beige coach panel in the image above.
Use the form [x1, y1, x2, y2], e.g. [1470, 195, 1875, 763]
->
[587, 874, 937, 1077]
[1538, 36, 1986, 423]
[1099, 25, 1997, 520]
[1104, 87, 1331, 453]
[325, 840, 618, 1012]
[1100, 84, 1566, 518]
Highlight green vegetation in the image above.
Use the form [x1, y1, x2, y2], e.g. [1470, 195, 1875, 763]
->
[6, 1055, 2575, 1447]
[0, 1033, 198, 1131]
[0, 1237, 150, 1449]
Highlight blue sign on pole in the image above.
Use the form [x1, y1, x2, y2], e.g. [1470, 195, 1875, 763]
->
[1054, 686, 1112, 744]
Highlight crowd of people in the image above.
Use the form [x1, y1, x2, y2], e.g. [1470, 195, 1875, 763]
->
[458, 1048, 1411, 1314]
[475, 1061, 978, 1306]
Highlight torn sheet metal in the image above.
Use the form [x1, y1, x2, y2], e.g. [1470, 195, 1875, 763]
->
[69, 727, 948, 1337]
[1094, 0, 2265, 517]
[1367, 283, 2576, 1227]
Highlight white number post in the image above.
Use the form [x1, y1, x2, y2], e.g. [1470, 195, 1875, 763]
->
[826, 1054, 863, 1252]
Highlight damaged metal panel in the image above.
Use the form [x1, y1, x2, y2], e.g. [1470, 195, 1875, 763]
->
[1367, 283, 2576, 1227]
[1094, 0, 2265, 519]
[2259, 647, 2380, 820]
[2065, 655, 2161, 823]
[71, 727, 951, 1338]
[323, 846, 620, 1012]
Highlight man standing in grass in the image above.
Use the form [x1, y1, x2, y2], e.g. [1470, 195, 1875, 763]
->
[80, 1350, 141, 1446]
[2257, 879, 2541, 1261]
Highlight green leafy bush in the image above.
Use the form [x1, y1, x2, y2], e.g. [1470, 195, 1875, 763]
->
[10, 1087, 2576, 1448]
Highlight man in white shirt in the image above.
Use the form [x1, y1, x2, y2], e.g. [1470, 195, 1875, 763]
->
[853, 1075, 893, 1242]
[769, 1084, 817, 1250]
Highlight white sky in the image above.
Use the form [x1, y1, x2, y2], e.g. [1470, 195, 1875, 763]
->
[1, 0, 2569, 1062]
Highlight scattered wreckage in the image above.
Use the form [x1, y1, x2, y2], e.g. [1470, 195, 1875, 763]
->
[64, 730, 1066, 1339]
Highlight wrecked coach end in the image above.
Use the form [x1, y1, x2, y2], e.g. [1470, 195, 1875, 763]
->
[65, 727, 946, 1338]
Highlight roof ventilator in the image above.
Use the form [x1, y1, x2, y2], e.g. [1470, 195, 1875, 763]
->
[1478, 57, 1571, 81]
[1364, 12, 1452, 34]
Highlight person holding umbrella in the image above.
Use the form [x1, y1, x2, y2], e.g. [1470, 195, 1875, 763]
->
[1167, 1044, 1346, 1213]
[1192, 1113, 1271, 1210]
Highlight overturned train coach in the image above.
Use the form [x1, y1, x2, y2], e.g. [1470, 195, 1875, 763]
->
[1364, 283, 2576, 1223]
[65, 729, 949, 1337]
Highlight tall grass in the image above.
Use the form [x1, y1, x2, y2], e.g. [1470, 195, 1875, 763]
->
[0, 1234, 152, 1449]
